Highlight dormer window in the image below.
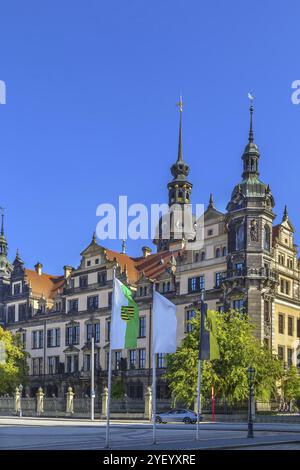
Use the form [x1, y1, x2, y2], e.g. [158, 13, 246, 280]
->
[86, 260, 91, 267]
[13, 282, 22, 295]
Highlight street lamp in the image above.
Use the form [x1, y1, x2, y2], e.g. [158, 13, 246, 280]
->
[19, 384, 23, 418]
[247, 367, 255, 438]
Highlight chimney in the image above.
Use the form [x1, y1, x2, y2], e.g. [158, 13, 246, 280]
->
[63, 265, 73, 279]
[142, 246, 152, 258]
[34, 262, 43, 276]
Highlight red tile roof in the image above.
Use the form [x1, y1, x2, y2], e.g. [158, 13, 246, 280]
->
[25, 269, 64, 299]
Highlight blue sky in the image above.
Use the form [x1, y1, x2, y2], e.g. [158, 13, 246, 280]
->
[0, 1, 299, 274]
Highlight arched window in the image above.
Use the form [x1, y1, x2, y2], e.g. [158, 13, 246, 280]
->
[216, 248, 220, 258]
[222, 246, 227, 257]
[195, 253, 199, 262]
[264, 225, 271, 251]
[236, 224, 244, 250]
[201, 251, 205, 261]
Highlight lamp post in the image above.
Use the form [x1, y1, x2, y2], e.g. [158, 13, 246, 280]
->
[247, 367, 255, 438]
[19, 384, 23, 418]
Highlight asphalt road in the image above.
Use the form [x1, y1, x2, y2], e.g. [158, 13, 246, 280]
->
[1, 418, 300, 450]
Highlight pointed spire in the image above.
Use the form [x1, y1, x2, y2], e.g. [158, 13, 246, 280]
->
[208, 193, 215, 209]
[176, 95, 183, 162]
[92, 231, 97, 243]
[0, 207, 4, 236]
[283, 205, 289, 222]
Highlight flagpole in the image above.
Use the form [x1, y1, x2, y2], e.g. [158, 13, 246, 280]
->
[152, 282, 157, 445]
[91, 335, 95, 421]
[196, 289, 205, 441]
[105, 265, 116, 448]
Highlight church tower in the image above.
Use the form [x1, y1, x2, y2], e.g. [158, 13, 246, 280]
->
[224, 99, 277, 346]
[154, 97, 195, 252]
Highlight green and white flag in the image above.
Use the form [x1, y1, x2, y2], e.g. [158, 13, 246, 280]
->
[110, 278, 139, 350]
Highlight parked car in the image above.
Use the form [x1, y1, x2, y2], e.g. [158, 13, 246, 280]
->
[155, 409, 202, 424]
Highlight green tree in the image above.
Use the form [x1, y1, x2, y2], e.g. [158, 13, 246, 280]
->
[165, 310, 283, 407]
[0, 326, 29, 395]
[282, 366, 300, 402]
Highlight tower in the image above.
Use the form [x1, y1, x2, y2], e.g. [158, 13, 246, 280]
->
[154, 97, 195, 251]
[0, 210, 13, 324]
[224, 99, 277, 346]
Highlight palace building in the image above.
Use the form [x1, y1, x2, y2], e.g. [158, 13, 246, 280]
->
[1, 101, 300, 398]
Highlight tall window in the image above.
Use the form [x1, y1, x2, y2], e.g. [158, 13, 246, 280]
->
[68, 299, 78, 313]
[48, 356, 59, 374]
[106, 320, 111, 341]
[66, 325, 80, 345]
[157, 353, 166, 368]
[215, 272, 222, 288]
[138, 349, 146, 369]
[222, 246, 227, 257]
[297, 319, 300, 338]
[87, 295, 99, 311]
[236, 224, 244, 250]
[13, 282, 21, 295]
[215, 248, 220, 258]
[277, 346, 284, 361]
[32, 357, 43, 375]
[278, 314, 284, 334]
[47, 328, 60, 347]
[98, 271, 107, 286]
[79, 275, 88, 288]
[32, 330, 44, 349]
[7, 305, 15, 323]
[288, 317, 294, 336]
[66, 355, 79, 373]
[287, 348, 293, 367]
[139, 317, 146, 337]
[185, 309, 195, 333]
[188, 276, 205, 293]
[86, 323, 100, 342]
[264, 225, 271, 251]
[129, 350, 136, 368]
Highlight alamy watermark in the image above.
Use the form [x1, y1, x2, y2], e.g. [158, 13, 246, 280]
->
[0, 80, 6, 104]
[95, 196, 205, 251]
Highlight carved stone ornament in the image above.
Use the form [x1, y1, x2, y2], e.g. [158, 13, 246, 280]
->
[250, 219, 259, 242]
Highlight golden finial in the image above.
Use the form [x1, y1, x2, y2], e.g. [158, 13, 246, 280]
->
[176, 95, 183, 113]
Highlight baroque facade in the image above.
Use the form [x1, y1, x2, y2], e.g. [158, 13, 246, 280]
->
[1, 103, 300, 399]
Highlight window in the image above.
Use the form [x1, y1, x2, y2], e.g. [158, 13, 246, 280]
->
[139, 317, 146, 337]
[108, 292, 112, 307]
[215, 248, 220, 258]
[86, 260, 91, 267]
[287, 258, 293, 269]
[86, 323, 100, 342]
[297, 319, 300, 338]
[278, 314, 284, 334]
[278, 254, 285, 265]
[65, 325, 80, 345]
[98, 271, 107, 286]
[195, 253, 199, 263]
[32, 357, 43, 375]
[264, 225, 271, 251]
[138, 349, 146, 369]
[129, 350, 136, 368]
[95, 258, 99, 265]
[264, 300, 270, 323]
[235, 263, 244, 274]
[115, 351, 121, 370]
[106, 320, 111, 341]
[13, 282, 21, 295]
[280, 279, 290, 295]
[215, 272, 222, 288]
[278, 346, 284, 361]
[47, 328, 60, 347]
[207, 229, 213, 236]
[222, 247, 227, 257]
[236, 224, 244, 250]
[7, 305, 15, 323]
[201, 251, 205, 261]
[84, 354, 91, 371]
[87, 295, 99, 311]
[218, 305, 224, 313]
[19, 303, 27, 322]
[79, 275, 88, 288]
[19, 331, 26, 349]
[232, 299, 245, 312]
[66, 355, 79, 373]
[68, 299, 78, 313]
[188, 276, 205, 293]
[185, 309, 195, 333]
[288, 317, 294, 336]
[157, 353, 166, 368]
[32, 330, 44, 349]
[287, 348, 293, 367]
[48, 356, 59, 374]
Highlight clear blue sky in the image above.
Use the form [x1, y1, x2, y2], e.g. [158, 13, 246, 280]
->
[0, 1, 299, 274]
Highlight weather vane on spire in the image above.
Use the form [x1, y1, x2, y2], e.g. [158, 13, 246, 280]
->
[248, 91, 255, 105]
[176, 95, 183, 113]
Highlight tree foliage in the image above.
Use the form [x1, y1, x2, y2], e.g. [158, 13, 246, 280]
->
[282, 366, 300, 402]
[0, 326, 29, 395]
[165, 310, 284, 407]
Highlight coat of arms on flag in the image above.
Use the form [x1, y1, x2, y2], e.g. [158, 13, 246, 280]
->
[121, 305, 135, 321]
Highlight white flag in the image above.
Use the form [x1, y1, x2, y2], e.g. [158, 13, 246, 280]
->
[153, 290, 177, 353]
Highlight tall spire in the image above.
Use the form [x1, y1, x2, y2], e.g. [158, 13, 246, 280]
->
[242, 93, 260, 180]
[249, 101, 254, 143]
[283, 205, 289, 222]
[0, 207, 4, 236]
[0, 207, 7, 257]
[208, 193, 215, 209]
[176, 95, 183, 162]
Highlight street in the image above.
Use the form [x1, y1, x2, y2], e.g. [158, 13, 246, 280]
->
[1, 417, 300, 450]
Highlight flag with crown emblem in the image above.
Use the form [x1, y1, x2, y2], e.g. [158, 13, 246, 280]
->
[110, 278, 139, 349]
